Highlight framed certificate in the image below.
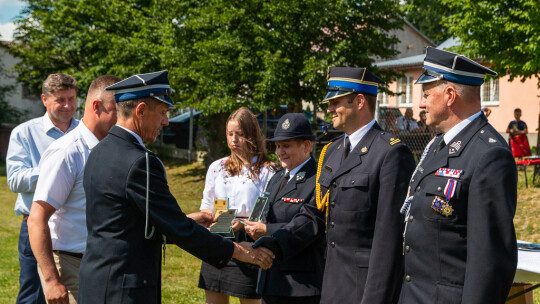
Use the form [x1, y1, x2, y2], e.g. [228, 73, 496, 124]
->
[248, 196, 268, 222]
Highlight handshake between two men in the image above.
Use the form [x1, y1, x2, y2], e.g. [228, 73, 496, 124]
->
[187, 211, 275, 270]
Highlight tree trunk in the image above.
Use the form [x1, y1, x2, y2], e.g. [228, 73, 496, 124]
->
[203, 112, 230, 169]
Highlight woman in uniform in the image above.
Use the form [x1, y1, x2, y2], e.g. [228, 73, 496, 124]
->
[244, 113, 324, 304]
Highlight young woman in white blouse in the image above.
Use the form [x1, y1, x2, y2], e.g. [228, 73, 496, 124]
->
[198, 107, 276, 304]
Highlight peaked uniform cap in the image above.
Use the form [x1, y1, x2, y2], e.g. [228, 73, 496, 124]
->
[105, 70, 174, 108]
[323, 66, 385, 103]
[416, 47, 497, 86]
[267, 113, 315, 142]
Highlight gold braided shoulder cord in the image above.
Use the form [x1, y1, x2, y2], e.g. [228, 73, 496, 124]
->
[316, 142, 332, 217]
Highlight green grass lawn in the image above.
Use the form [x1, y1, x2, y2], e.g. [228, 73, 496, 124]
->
[0, 159, 539, 303]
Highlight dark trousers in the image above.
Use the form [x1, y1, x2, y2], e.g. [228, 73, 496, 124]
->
[16, 218, 46, 304]
[262, 295, 321, 304]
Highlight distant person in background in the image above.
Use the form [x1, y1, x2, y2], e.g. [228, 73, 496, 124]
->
[396, 108, 419, 133]
[417, 110, 436, 135]
[6, 73, 78, 304]
[383, 110, 401, 135]
[506, 108, 531, 158]
[482, 106, 492, 118]
[199, 107, 277, 304]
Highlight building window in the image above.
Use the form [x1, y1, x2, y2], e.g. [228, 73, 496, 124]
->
[397, 76, 413, 106]
[377, 91, 388, 107]
[481, 77, 499, 105]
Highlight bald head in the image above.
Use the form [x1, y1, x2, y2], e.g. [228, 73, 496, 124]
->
[85, 75, 121, 109]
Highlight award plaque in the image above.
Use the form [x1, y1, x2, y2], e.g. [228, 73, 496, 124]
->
[248, 196, 269, 222]
[210, 209, 237, 238]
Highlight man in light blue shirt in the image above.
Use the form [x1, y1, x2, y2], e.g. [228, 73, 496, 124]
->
[6, 73, 78, 304]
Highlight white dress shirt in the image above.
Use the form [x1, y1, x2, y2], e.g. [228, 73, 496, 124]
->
[200, 157, 275, 218]
[345, 119, 376, 152]
[33, 121, 98, 253]
[6, 113, 78, 216]
[443, 111, 482, 144]
[284, 157, 312, 182]
[116, 125, 145, 147]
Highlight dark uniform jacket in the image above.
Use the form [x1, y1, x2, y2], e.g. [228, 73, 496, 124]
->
[273, 123, 415, 304]
[79, 126, 234, 304]
[256, 158, 325, 298]
[399, 114, 518, 304]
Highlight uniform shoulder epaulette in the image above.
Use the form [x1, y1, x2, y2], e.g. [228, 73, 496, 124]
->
[478, 128, 505, 146]
[378, 131, 403, 146]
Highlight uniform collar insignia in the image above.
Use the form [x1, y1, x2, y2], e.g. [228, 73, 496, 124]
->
[361, 146, 368, 153]
[448, 140, 462, 154]
[324, 165, 332, 172]
[296, 171, 306, 181]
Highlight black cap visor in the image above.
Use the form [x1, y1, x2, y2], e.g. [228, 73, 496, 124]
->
[415, 68, 445, 84]
[322, 85, 359, 103]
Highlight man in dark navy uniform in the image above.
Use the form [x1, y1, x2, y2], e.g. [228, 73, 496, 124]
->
[78, 71, 274, 304]
[255, 67, 415, 304]
[244, 113, 324, 304]
[398, 47, 518, 304]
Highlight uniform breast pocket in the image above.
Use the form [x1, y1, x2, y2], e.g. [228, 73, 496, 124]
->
[338, 173, 370, 211]
[422, 178, 462, 222]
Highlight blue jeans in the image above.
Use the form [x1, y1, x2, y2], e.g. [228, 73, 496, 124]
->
[16, 218, 46, 304]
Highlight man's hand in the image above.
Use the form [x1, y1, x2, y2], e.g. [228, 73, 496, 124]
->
[187, 211, 215, 227]
[232, 241, 274, 270]
[231, 219, 244, 232]
[44, 281, 69, 304]
[243, 220, 267, 240]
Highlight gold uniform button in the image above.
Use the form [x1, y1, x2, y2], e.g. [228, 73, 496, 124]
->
[405, 275, 411, 282]
[437, 186, 442, 192]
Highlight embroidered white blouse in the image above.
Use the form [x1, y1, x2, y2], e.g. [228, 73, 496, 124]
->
[200, 157, 275, 218]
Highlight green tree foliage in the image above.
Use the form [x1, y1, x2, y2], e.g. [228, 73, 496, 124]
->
[11, 0, 403, 111]
[441, 0, 540, 83]
[401, 0, 454, 45]
[10, 0, 405, 162]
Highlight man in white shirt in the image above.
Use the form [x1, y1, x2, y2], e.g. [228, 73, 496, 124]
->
[7, 73, 78, 304]
[27, 75, 121, 304]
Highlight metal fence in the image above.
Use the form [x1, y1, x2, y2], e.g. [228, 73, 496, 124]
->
[313, 124, 438, 163]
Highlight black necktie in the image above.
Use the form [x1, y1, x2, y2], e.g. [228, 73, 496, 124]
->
[436, 137, 446, 153]
[342, 136, 351, 163]
[278, 171, 290, 192]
